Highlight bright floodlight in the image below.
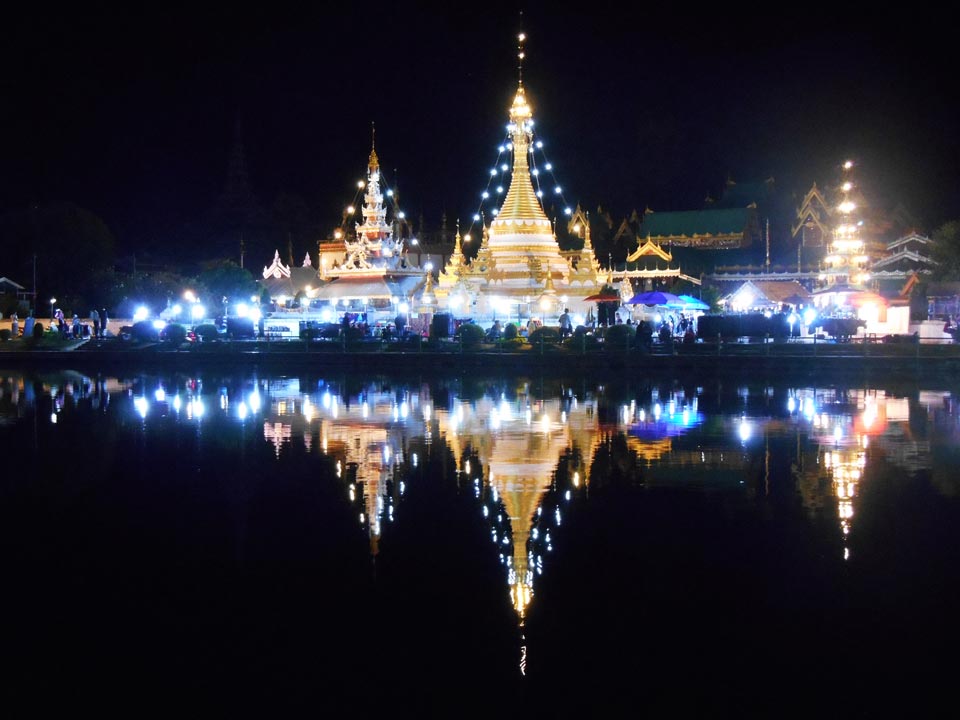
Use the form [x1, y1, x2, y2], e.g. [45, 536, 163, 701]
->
[183, 290, 196, 303]
[151, 319, 166, 330]
[235, 302, 249, 318]
[804, 308, 816, 325]
[133, 306, 149, 322]
[172, 304, 183, 316]
[399, 302, 409, 314]
[249, 307, 262, 322]
[425, 262, 433, 271]
[191, 304, 206, 321]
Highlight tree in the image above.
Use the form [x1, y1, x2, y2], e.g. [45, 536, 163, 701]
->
[196, 260, 257, 308]
[930, 220, 960, 280]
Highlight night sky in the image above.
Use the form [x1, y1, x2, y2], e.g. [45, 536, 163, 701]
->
[3, 4, 958, 257]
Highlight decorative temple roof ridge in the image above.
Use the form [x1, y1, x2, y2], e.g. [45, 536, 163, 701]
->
[791, 182, 832, 238]
[263, 249, 291, 279]
[887, 232, 931, 251]
[872, 249, 937, 270]
[626, 238, 673, 263]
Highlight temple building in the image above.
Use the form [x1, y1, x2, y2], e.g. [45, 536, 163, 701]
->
[638, 206, 761, 250]
[870, 232, 936, 293]
[792, 183, 832, 248]
[435, 39, 604, 324]
[311, 141, 427, 314]
[260, 250, 321, 303]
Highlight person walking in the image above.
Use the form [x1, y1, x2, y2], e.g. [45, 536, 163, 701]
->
[91, 309, 100, 339]
[100, 308, 108, 338]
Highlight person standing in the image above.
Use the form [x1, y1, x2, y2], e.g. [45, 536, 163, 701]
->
[10, 312, 18, 338]
[91, 309, 100, 339]
[559, 308, 572, 338]
[24, 312, 35, 338]
[71, 314, 81, 338]
[100, 308, 108, 338]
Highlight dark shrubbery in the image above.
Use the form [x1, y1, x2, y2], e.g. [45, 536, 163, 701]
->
[130, 320, 160, 342]
[0, 329, 10, 341]
[195, 323, 220, 342]
[504, 323, 519, 340]
[604, 323, 634, 349]
[454, 323, 485, 346]
[161, 323, 188, 344]
[33, 322, 44, 339]
[528, 326, 560, 346]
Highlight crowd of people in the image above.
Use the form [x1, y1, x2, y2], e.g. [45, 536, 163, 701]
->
[4, 308, 110, 339]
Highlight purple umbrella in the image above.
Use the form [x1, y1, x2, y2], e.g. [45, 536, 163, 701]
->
[627, 291, 681, 306]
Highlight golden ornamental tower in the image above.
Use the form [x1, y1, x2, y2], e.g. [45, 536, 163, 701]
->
[439, 33, 602, 323]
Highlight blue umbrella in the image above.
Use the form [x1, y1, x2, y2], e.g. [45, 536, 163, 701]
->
[627, 291, 680, 306]
[676, 294, 710, 310]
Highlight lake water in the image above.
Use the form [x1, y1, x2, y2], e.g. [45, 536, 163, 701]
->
[2, 368, 959, 715]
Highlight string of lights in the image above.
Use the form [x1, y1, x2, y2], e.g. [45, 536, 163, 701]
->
[464, 129, 576, 243]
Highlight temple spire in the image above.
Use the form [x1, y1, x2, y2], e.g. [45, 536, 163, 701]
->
[368, 122, 379, 170]
[517, 29, 526, 87]
[494, 36, 550, 229]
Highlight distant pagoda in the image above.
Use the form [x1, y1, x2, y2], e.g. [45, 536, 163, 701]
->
[820, 161, 871, 288]
[313, 134, 426, 308]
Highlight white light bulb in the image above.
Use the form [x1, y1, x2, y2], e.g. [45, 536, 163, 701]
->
[532, 169, 539, 176]
[545, 163, 552, 170]
[482, 191, 489, 199]
[501, 164, 508, 171]
[536, 140, 543, 148]
[554, 186, 562, 194]
[490, 169, 497, 176]
[498, 145, 505, 153]
[496, 186, 504, 193]
[473, 213, 481, 221]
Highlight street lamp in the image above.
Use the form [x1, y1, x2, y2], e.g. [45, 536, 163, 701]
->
[49, 297, 56, 320]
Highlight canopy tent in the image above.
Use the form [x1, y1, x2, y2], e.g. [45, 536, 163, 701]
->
[675, 294, 709, 310]
[627, 290, 681, 307]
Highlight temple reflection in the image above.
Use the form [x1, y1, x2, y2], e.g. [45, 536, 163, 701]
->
[3, 369, 956, 623]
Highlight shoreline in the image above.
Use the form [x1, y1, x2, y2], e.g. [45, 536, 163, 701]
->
[3, 339, 960, 380]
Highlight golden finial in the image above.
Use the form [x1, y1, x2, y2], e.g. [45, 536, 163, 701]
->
[517, 26, 526, 87]
[368, 122, 379, 169]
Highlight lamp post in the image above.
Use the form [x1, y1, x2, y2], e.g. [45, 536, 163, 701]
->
[49, 297, 56, 320]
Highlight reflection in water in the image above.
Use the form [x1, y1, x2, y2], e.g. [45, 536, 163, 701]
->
[4, 370, 955, 622]
[3, 367, 960, 706]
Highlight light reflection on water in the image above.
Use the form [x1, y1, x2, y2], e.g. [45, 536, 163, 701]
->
[6, 368, 960, 713]
[3, 369, 958, 623]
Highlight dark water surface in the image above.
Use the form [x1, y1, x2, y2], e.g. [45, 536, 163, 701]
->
[2, 368, 959, 715]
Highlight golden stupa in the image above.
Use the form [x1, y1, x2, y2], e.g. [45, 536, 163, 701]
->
[436, 35, 603, 322]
